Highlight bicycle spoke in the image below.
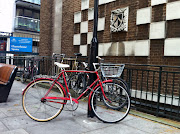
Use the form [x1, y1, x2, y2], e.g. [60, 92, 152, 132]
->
[91, 82, 131, 123]
[22, 79, 65, 122]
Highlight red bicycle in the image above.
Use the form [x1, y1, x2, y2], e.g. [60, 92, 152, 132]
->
[22, 57, 131, 123]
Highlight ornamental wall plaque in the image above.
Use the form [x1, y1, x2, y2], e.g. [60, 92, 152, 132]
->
[110, 7, 129, 32]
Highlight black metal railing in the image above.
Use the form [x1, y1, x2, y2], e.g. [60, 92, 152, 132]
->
[123, 64, 180, 121]
[0, 56, 88, 76]
[0, 56, 179, 121]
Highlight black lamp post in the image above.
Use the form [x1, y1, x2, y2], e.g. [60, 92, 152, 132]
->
[88, 0, 99, 117]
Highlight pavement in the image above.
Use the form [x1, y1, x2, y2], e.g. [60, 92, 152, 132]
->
[0, 80, 180, 134]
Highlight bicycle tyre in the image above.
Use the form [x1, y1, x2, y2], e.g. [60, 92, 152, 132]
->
[21, 71, 27, 83]
[22, 79, 65, 122]
[68, 73, 86, 96]
[102, 77, 130, 94]
[90, 81, 131, 123]
[31, 67, 38, 81]
[111, 78, 130, 95]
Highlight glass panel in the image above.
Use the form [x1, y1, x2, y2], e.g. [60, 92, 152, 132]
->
[15, 16, 40, 32]
[34, 0, 41, 4]
[23, 0, 41, 4]
[25, 0, 34, 3]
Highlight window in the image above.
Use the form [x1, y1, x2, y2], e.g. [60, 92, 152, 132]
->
[34, 12, 40, 19]
[24, 9, 32, 17]
[16, 8, 23, 16]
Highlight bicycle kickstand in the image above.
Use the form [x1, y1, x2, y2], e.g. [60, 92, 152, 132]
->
[69, 93, 75, 116]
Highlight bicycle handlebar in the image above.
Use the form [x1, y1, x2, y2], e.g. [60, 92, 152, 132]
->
[52, 53, 66, 58]
[96, 56, 104, 61]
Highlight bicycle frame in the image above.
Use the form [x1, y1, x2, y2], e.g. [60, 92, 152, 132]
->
[26, 69, 112, 109]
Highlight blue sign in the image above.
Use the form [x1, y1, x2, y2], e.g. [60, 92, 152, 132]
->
[10, 37, 32, 52]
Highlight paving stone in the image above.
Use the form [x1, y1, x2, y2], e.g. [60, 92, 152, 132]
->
[122, 117, 180, 134]
[0, 121, 8, 132]
[0, 80, 179, 134]
[1, 129, 29, 134]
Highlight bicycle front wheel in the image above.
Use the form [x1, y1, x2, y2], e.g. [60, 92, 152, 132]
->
[22, 79, 65, 122]
[91, 81, 131, 123]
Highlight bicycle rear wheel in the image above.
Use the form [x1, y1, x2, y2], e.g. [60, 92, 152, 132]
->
[68, 73, 86, 96]
[22, 79, 65, 122]
[91, 81, 131, 123]
[21, 71, 27, 83]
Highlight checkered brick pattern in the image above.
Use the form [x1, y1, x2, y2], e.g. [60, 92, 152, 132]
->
[73, 0, 180, 56]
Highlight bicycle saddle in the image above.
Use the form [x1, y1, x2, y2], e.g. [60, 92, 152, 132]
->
[74, 53, 82, 56]
[54, 62, 70, 68]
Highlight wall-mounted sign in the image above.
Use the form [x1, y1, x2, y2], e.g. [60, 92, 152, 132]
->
[10, 37, 32, 52]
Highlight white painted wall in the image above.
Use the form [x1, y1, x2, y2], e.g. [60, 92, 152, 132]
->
[0, 0, 16, 33]
[53, 0, 63, 54]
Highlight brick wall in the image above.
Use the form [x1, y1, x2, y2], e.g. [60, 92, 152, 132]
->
[39, 0, 53, 56]
[61, 0, 75, 57]
[40, 0, 180, 66]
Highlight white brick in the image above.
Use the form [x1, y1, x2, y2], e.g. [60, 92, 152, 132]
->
[87, 32, 93, 44]
[98, 43, 112, 56]
[150, 21, 166, 39]
[88, 8, 94, 20]
[74, 12, 81, 23]
[164, 38, 180, 56]
[80, 21, 88, 33]
[166, 1, 180, 20]
[151, 0, 167, 6]
[80, 44, 87, 56]
[124, 41, 135, 56]
[81, 0, 89, 10]
[104, 43, 112, 56]
[73, 34, 81, 45]
[135, 40, 150, 56]
[99, 0, 116, 5]
[98, 17, 105, 31]
[98, 43, 104, 56]
[136, 7, 151, 25]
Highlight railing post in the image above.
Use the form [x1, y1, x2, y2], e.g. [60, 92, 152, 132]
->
[128, 69, 132, 89]
[42, 57, 45, 74]
[156, 66, 162, 117]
